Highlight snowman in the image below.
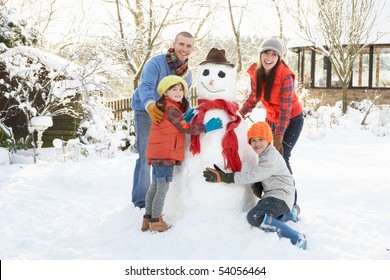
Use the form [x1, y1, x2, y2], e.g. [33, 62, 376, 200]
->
[165, 48, 257, 221]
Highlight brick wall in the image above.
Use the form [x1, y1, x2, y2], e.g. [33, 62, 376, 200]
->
[301, 88, 390, 107]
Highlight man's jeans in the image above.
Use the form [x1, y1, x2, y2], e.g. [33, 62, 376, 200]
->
[132, 110, 152, 208]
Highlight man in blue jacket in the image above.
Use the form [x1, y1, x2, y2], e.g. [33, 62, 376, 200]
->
[131, 31, 195, 208]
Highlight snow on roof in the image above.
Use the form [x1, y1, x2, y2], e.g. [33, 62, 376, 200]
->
[0, 46, 112, 96]
[287, 1, 390, 49]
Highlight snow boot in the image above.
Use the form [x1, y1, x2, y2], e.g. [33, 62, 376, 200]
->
[279, 204, 300, 223]
[260, 213, 307, 249]
[149, 217, 171, 232]
[141, 217, 150, 232]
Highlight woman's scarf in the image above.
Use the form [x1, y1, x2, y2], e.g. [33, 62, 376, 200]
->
[166, 48, 189, 77]
[190, 99, 242, 172]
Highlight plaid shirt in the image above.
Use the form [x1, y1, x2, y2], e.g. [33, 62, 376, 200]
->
[271, 74, 294, 136]
[241, 74, 294, 136]
[166, 107, 205, 134]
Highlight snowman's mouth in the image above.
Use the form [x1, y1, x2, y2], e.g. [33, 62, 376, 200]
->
[201, 82, 225, 93]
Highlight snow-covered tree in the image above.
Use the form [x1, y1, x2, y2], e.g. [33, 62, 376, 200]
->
[286, 0, 384, 114]
[0, 46, 121, 146]
[0, 6, 39, 53]
[111, 0, 217, 89]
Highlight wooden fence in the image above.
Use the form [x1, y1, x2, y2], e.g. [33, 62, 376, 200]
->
[106, 98, 131, 120]
[106, 88, 198, 120]
[189, 87, 198, 107]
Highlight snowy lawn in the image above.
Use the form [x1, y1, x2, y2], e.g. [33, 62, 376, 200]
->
[1, 108, 390, 261]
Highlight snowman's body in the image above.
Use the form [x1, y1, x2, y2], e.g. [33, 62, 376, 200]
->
[165, 58, 257, 221]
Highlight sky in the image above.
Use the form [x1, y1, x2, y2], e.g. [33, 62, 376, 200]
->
[6, 0, 388, 55]
[6, 0, 117, 42]
[5, 0, 289, 43]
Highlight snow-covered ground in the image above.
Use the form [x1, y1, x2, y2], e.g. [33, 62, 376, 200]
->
[1, 106, 390, 279]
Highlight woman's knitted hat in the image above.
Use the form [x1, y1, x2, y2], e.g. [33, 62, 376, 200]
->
[259, 37, 284, 58]
[157, 75, 188, 96]
[247, 122, 273, 144]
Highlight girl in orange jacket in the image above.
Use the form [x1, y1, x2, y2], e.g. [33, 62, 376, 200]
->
[142, 75, 223, 232]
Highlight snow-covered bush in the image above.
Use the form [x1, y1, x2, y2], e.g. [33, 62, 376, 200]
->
[368, 105, 390, 137]
[0, 7, 39, 53]
[297, 87, 325, 115]
[78, 95, 115, 145]
[295, 88, 328, 139]
[52, 138, 81, 162]
[304, 110, 327, 140]
[0, 46, 124, 151]
[78, 100, 136, 156]
[0, 121, 14, 151]
[112, 111, 136, 152]
[0, 46, 104, 118]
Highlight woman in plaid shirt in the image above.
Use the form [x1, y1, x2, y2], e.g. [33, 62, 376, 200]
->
[239, 37, 303, 176]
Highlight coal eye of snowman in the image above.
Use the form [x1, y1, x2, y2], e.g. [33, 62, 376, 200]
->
[202, 69, 210, 76]
[218, 71, 226, 78]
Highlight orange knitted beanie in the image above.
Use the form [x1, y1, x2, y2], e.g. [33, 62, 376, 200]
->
[247, 122, 273, 144]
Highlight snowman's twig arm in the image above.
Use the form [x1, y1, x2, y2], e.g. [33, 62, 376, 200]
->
[239, 111, 254, 123]
[246, 115, 254, 123]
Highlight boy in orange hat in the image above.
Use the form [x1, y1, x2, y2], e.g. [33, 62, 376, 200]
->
[203, 121, 306, 249]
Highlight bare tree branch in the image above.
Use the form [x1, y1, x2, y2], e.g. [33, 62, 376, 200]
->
[227, 0, 244, 73]
[287, 0, 383, 114]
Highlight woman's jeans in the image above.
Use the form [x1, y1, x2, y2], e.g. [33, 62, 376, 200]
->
[268, 113, 304, 205]
[132, 110, 152, 208]
[282, 113, 304, 175]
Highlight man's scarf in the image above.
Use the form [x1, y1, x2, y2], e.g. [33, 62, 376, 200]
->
[190, 99, 242, 172]
[166, 48, 189, 77]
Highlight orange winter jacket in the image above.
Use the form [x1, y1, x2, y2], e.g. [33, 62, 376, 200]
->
[146, 100, 185, 162]
[247, 61, 302, 123]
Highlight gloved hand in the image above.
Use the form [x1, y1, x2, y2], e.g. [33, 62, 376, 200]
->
[238, 110, 254, 122]
[203, 164, 235, 183]
[273, 134, 284, 156]
[251, 182, 263, 198]
[184, 108, 195, 122]
[239, 110, 246, 119]
[204, 117, 223, 133]
[146, 102, 164, 124]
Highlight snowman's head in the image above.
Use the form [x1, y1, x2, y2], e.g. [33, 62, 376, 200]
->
[196, 48, 237, 102]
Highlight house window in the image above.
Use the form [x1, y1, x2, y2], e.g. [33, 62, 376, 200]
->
[373, 46, 390, 87]
[314, 52, 327, 87]
[289, 44, 390, 90]
[331, 62, 341, 87]
[287, 51, 299, 80]
[352, 47, 370, 87]
[303, 49, 312, 88]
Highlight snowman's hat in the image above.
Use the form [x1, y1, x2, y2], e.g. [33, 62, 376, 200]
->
[200, 48, 235, 67]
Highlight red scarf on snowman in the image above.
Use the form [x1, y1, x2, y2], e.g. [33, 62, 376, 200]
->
[190, 98, 242, 172]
